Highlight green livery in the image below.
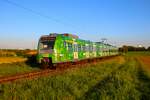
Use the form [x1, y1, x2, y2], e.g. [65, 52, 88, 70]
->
[37, 33, 118, 67]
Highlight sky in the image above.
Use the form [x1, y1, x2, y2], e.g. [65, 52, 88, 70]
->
[0, 0, 150, 49]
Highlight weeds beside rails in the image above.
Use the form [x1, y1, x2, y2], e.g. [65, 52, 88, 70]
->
[0, 56, 123, 99]
[0, 54, 150, 100]
[0, 62, 40, 77]
[82, 56, 150, 100]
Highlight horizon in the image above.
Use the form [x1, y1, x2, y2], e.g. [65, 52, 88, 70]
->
[0, 0, 150, 49]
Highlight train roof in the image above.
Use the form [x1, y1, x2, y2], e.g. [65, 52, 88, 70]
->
[61, 33, 79, 39]
[40, 33, 79, 39]
[40, 33, 117, 48]
[48, 33, 79, 39]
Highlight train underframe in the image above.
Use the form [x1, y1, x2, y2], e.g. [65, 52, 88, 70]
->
[40, 54, 119, 69]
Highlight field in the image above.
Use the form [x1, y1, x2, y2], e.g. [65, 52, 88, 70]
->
[0, 57, 27, 64]
[0, 52, 150, 100]
[0, 62, 39, 77]
[0, 50, 39, 77]
[0, 56, 39, 77]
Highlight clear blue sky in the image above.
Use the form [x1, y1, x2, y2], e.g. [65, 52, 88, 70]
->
[0, 0, 150, 49]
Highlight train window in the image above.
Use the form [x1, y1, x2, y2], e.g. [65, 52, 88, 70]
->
[89, 46, 91, 52]
[82, 45, 86, 52]
[90, 45, 93, 52]
[78, 45, 81, 52]
[73, 44, 78, 52]
[39, 41, 55, 50]
[64, 41, 67, 47]
[68, 43, 73, 52]
[43, 44, 48, 48]
[73, 45, 75, 52]
[89, 46, 90, 52]
[85, 45, 88, 52]
[93, 46, 96, 52]
[96, 46, 99, 51]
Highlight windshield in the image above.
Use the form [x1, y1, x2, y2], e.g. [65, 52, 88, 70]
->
[39, 40, 55, 50]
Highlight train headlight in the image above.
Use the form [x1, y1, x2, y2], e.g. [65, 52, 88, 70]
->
[60, 54, 63, 56]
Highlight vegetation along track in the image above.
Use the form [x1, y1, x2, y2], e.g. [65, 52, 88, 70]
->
[81, 55, 150, 100]
[0, 55, 119, 84]
[0, 70, 52, 84]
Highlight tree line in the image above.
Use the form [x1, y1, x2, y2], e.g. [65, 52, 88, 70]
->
[119, 45, 150, 53]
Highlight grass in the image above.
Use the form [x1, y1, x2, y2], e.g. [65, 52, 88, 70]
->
[84, 57, 142, 100]
[0, 57, 27, 64]
[0, 50, 16, 57]
[0, 52, 150, 100]
[126, 51, 150, 56]
[0, 62, 40, 77]
[0, 55, 39, 77]
[123, 51, 150, 77]
[0, 57, 124, 99]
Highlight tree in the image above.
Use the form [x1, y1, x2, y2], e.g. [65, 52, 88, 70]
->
[123, 45, 128, 53]
[147, 47, 150, 51]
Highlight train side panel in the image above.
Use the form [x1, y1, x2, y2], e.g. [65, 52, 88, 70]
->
[37, 33, 119, 67]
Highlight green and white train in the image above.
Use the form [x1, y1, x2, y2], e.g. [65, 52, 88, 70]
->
[37, 33, 118, 68]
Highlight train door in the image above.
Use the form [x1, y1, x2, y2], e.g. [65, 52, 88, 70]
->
[93, 44, 97, 57]
[85, 44, 89, 58]
[73, 43, 78, 59]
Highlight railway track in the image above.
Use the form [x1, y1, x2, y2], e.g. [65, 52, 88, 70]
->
[0, 55, 119, 84]
[0, 69, 53, 84]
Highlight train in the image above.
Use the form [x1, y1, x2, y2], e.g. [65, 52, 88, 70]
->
[37, 33, 118, 68]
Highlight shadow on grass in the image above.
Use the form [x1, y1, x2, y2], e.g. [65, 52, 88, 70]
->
[83, 75, 113, 100]
[25, 55, 40, 68]
[81, 65, 124, 100]
[137, 67, 150, 100]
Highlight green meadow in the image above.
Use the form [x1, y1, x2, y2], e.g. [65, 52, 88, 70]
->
[0, 52, 150, 100]
[0, 62, 39, 77]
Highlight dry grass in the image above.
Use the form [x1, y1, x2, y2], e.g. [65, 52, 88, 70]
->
[0, 51, 16, 57]
[137, 56, 150, 72]
[114, 56, 125, 64]
[25, 50, 37, 55]
[95, 56, 125, 65]
[0, 57, 27, 64]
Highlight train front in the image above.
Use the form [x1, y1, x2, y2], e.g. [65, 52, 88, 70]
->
[37, 34, 56, 68]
